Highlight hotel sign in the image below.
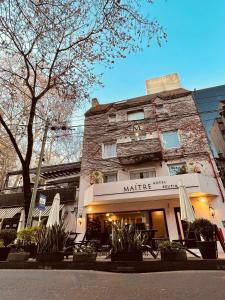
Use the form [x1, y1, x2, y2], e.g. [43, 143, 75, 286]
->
[123, 180, 178, 193]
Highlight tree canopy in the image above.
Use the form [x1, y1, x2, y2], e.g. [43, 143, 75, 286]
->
[0, 0, 165, 220]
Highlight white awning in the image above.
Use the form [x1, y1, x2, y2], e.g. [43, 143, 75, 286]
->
[33, 205, 64, 218]
[0, 207, 23, 219]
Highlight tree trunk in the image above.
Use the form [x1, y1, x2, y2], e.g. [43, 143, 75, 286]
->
[22, 164, 32, 225]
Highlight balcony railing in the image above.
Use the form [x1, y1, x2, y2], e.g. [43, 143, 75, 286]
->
[117, 138, 162, 164]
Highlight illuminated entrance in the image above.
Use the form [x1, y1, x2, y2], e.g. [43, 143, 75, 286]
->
[86, 209, 169, 244]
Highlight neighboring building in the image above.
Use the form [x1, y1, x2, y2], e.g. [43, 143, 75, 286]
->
[77, 75, 225, 245]
[211, 101, 225, 157]
[193, 84, 225, 156]
[0, 162, 80, 231]
[215, 156, 225, 189]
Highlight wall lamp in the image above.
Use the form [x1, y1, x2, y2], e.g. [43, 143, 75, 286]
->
[209, 204, 215, 218]
[78, 214, 83, 225]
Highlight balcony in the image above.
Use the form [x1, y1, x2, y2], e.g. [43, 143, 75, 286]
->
[84, 173, 220, 206]
[117, 138, 162, 165]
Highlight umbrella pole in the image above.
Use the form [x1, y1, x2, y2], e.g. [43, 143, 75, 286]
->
[177, 212, 185, 240]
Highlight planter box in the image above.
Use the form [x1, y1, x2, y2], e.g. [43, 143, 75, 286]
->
[22, 244, 37, 259]
[36, 252, 64, 263]
[111, 251, 143, 262]
[160, 249, 187, 261]
[73, 252, 97, 263]
[197, 241, 218, 259]
[7, 252, 30, 262]
[0, 247, 10, 261]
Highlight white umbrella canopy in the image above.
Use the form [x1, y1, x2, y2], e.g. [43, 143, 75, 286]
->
[17, 209, 25, 232]
[47, 193, 60, 227]
[178, 181, 196, 223]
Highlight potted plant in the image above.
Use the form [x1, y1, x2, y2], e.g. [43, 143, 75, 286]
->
[7, 247, 30, 262]
[191, 218, 217, 259]
[16, 227, 41, 258]
[36, 223, 68, 262]
[90, 170, 104, 185]
[73, 243, 97, 262]
[0, 229, 17, 261]
[111, 221, 143, 261]
[159, 241, 187, 261]
[176, 165, 188, 175]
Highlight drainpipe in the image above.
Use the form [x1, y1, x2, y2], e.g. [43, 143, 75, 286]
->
[152, 102, 163, 155]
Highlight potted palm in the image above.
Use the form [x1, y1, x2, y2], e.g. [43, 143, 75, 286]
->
[111, 221, 143, 261]
[159, 241, 187, 261]
[36, 223, 68, 262]
[0, 229, 17, 261]
[73, 243, 97, 262]
[191, 218, 217, 259]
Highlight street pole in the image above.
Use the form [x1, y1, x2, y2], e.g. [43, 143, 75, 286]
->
[26, 118, 50, 228]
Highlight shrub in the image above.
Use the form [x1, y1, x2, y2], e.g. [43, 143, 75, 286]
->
[191, 218, 214, 241]
[0, 239, 4, 248]
[0, 229, 17, 246]
[37, 223, 68, 254]
[159, 241, 184, 251]
[17, 227, 41, 246]
[74, 243, 96, 254]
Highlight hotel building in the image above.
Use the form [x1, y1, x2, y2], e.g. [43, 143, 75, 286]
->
[77, 74, 225, 244]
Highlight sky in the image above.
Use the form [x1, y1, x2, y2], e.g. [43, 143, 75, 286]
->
[87, 0, 225, 105]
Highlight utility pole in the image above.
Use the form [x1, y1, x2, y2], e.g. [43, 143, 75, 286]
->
[26, 118, 50, 228]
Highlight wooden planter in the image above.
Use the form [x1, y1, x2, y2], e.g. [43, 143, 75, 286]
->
[111, 251, 143, 262]
[73, 252, 97, 263]
[197, 241, 218, 259]
[160, 249, 187, 261]
[36, 251, 64, 263]
[7, 252, 30, 262]
[0, 247, 10, 261]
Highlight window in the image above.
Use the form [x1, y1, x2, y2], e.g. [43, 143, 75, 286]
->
[104, 173, 117, 183]
[108, 113, 116, 123]
[102, 143, 117, 158]
[127, 110, 144, 121]
[161, 130, 180, 149]
[156, 105, 164, 113]
[168, 163, 186, 176]
[130, 169, 156, 180]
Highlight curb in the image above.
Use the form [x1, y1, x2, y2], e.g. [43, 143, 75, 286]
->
[1, 260, 225, 273]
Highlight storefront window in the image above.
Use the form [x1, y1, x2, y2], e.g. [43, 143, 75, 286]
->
[86, 210, 168, 244]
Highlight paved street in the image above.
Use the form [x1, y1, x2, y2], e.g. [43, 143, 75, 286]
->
[0, 270, 225, 300]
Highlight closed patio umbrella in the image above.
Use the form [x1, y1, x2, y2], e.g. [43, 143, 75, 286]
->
[178, 181, 196, 223]
[178, 180, 196, 240]
[17, 209, 25, 232]
[47, 193, 60, 227]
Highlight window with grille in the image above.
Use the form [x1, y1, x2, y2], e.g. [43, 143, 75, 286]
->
[103, 174, 117, 183]
[102, 143, 117, 158]
[130, 169, 156, 180]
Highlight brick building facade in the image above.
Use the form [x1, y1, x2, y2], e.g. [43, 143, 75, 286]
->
[77, 78, 225, 245]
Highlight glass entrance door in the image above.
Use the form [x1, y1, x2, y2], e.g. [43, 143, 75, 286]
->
[149, 209, 169, 238]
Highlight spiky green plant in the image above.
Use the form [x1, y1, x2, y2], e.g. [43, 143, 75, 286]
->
[37, 223, 68, 254]
[111, 220, 143, 253]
